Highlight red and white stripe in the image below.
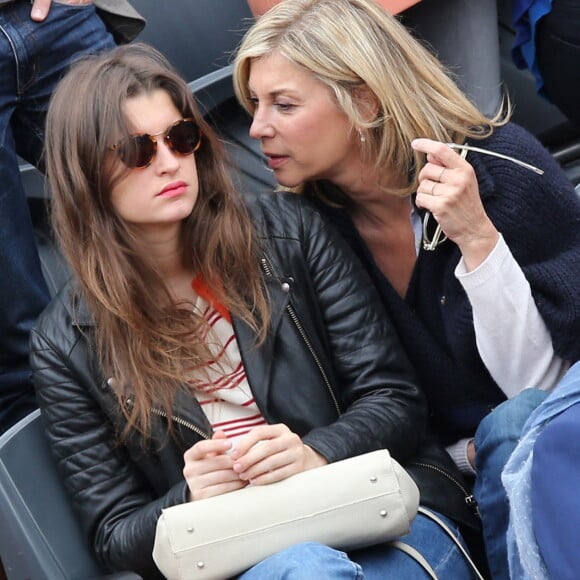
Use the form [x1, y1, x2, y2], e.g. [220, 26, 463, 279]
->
[187, 296, 266, 444]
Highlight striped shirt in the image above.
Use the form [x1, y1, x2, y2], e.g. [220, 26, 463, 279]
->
[187, 278, 266, 444]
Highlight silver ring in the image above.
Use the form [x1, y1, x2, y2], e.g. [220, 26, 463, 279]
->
[430, 181, 438, 196]
[438, 167, 447, 181]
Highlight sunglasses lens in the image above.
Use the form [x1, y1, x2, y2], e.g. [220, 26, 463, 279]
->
[114, 120, 200, 168]
[168, 120, 201, 155]
[118, 135, 156, 168]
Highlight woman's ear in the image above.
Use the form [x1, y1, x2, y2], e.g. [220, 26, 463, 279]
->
[355, 85, 380, 123]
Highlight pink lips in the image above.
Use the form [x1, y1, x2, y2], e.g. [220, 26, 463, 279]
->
[265, 154, 288, 170]
[157, 181, 187, 197]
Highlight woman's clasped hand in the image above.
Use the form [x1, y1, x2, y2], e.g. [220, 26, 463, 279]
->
[183, 425, 327, 499]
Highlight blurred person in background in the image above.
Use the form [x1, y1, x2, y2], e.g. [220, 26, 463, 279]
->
[512, 0, 580, 125]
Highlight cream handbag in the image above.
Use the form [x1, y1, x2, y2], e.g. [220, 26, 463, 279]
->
[152, 449, 420, 580]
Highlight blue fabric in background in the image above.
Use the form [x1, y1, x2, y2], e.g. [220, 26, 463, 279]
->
[511, 0, 553, 96]
[502, 362, 580, 579]
[532, 401, 580, 580]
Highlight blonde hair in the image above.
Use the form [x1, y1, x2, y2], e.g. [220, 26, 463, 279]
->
[233, 0, 509, 197]
[45, 44, 270, 437]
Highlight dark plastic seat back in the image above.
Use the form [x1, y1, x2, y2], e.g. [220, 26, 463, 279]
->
[0, 411, 102, 579]
[0, 411, 139, 579]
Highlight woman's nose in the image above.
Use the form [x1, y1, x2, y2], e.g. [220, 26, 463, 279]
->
[154, 138, 180, 173]
[249, 109, 274, 140]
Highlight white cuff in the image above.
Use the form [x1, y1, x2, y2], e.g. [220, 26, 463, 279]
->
[446, 438, 477, 476]
[455, 234, 507, 287]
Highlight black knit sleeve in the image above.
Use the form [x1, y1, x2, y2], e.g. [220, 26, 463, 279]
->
[472, 123, 580, 361]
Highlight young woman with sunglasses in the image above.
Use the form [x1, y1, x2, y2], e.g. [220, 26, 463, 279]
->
[232, 0, 580, 577]
[30, 43, 482, 578]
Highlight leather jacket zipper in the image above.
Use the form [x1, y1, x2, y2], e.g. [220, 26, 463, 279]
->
[410, 460, 481, 518]
[260, 258, 341, 417]
[125, 396, 209, 439]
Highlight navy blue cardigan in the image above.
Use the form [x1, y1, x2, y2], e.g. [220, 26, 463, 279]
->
[314, 122, 580, 443]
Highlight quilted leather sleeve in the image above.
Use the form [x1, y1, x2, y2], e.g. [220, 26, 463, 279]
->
[251, 193, 428, 464]
[30, 298, 185, 579]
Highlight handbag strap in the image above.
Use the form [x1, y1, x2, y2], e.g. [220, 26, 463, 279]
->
[391, 508, 486, 579]
[417, 506, 486, 580]
[391, 541, 438, 579]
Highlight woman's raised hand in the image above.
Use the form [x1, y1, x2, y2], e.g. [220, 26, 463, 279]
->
[412, 138, 499, 270]
[183, 431, 247, 501]
[230, 424, 328, 485]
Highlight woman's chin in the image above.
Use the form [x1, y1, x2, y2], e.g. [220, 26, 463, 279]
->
[273, 171, 304, 189]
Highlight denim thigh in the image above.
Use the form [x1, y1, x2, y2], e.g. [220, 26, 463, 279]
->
[474, 389, 548, 580]
[238, 542, 363, 580]
[2, 1, 116, 163]
[350, 510, 476, 579]
[237, 513, 475, 580]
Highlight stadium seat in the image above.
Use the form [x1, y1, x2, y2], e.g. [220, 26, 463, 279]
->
[0, 410, 141, 580]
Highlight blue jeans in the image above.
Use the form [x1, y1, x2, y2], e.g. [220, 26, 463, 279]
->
[238, 543, 363, 580]
[238, 511, 475, 579]
[0, 1, 115, 433]
[474, 388, 548, 580]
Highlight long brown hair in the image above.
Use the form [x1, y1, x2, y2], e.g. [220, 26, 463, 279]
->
[233, 0, 510, 199]
[45, 43, 270, 437]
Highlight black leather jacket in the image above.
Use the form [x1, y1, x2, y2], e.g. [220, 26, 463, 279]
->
[31, 193, 479, 578]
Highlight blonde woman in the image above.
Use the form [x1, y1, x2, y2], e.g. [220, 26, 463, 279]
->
[233, 0, 580, 577]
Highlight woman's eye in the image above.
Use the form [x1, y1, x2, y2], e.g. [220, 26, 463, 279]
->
[275, 102, 295, 112]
